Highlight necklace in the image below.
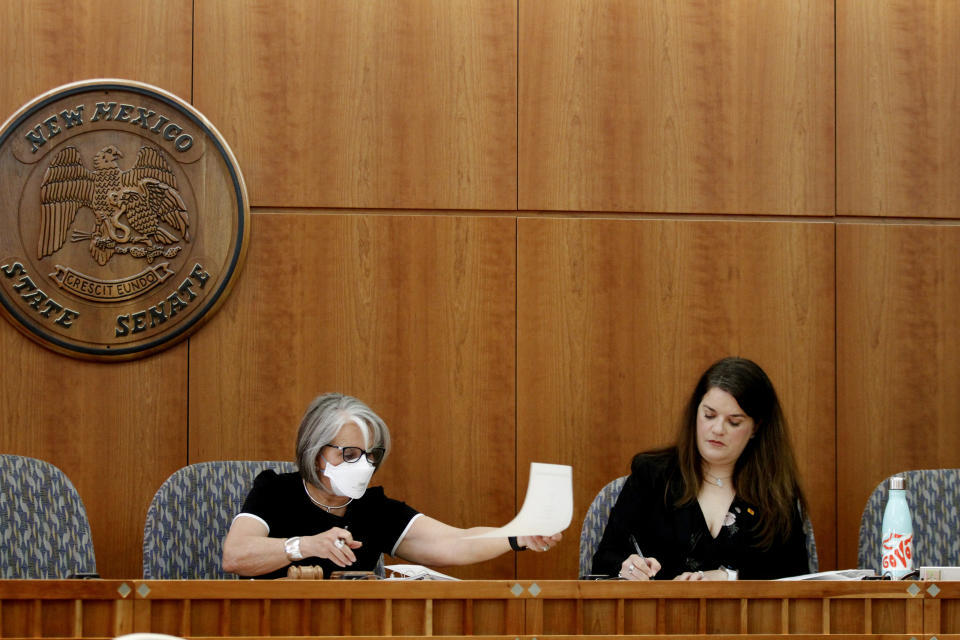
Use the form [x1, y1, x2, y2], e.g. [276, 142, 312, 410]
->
[303, 480, 352, 512]
[704, 471, 732, 488]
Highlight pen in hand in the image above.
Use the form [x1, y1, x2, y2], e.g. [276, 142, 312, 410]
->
[622, 533, 659, 579]
[629, 534, 645, 561]
[335, 525, 349, 550]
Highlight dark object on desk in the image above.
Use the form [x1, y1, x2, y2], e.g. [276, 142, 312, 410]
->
[579, 573, 624, 580]
[69, 572, 101, 579]
[330, 570, 380, 580]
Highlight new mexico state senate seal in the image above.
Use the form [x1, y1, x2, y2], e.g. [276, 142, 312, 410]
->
[0, 79, 249, 360]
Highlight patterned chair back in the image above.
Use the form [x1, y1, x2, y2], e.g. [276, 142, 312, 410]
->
[0, 454, 97, 578]
[858, 469, 960, 572]
[578, 476, 627, 577]
[802, 508, 820, 573]
[578, 475, 819, 577]
[143, 460, 296, 579]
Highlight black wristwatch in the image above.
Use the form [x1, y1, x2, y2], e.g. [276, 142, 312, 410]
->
[508, 536, 527, 551]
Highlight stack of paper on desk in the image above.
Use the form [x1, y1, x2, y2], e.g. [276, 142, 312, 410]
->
[777, 569, 876, 580]
[384, 564, 458, 580]
[920, 566, 960, 580]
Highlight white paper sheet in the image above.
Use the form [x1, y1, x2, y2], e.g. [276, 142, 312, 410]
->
[384, 564, 458, 580]
[776, 569, 875, 581]
[466, 462, 573, 538]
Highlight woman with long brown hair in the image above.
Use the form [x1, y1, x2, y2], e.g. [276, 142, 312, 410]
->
[591, 357, 810, 580]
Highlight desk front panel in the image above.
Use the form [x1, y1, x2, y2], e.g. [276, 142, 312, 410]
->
[0, 580, 134, 638]
[0, 579, 955, 638]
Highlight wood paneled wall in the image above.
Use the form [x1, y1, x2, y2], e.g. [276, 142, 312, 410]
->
[519, 0, 834, 214]
[1, 0, 958, 579]
[838, 1, 960, 218]
[194, 0, 518, 210]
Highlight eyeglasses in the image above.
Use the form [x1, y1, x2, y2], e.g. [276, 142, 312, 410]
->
[323, 444, 385, 466]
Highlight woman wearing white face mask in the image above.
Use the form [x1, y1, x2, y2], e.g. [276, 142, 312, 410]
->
[222, 393, 561, 578]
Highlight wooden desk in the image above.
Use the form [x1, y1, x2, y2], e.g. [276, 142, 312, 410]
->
[0, 579, 957, 639]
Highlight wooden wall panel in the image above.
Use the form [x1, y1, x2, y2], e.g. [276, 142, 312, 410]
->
[0, 0, 192, 119]
[0, 0, 195, 580]
[194, 0, 517, 211]
[518, 0, 835, 215]
[517, 218, 836, 578]
[837, 223, 960, 569]
[0, 329, 188, 578]
[838, 1, 960, 218]
[188, 212, 518, 579]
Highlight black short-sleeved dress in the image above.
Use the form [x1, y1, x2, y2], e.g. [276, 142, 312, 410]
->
[236, 470, 421, 579]
[591, 449, 809, 580]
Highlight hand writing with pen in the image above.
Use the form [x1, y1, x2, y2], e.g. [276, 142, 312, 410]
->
[618, 534, 660, 580]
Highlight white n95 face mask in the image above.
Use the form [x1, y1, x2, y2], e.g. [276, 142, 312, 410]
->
[323, 456, 375, 499]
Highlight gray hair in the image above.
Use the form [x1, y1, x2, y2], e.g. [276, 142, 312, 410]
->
[296, 393, 392, 486]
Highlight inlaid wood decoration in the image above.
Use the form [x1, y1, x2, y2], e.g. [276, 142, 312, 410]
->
[0, 79, 248, 360]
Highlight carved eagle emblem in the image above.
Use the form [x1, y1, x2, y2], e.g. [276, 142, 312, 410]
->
[38, 145, 190, 265]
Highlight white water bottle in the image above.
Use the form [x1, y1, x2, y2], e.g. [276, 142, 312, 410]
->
[880, 476, 914, 579]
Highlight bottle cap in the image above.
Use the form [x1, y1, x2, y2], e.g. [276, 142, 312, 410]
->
[889, 476, 906, 490]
